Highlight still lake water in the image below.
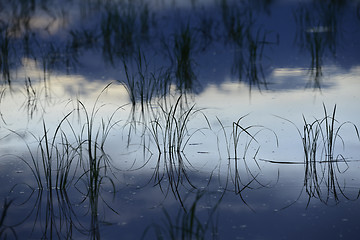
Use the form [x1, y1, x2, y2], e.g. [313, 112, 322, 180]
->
[1, 0, 360, 239]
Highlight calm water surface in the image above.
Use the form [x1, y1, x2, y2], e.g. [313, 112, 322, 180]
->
[0, 0, 360, 239]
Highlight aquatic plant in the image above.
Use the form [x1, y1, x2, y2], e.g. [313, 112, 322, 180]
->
[220, 0, 273, 90]
[195, 11, 215, 51]
[300, 104, 359, 165]
[73, 97, 120, 207]
[216, 115, 278, 208]
[220, 0, 244, 46]
[302, 104, 360, 204]
[146, 95, 210, 206]
[7, 83, 122, 238]
[278, 104, 360, 206]
[10, 111, 76, 190]
[63, 84, 124, 238]
[148, 95, 209, 155]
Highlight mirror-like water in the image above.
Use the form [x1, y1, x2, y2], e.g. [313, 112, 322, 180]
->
[1, 0, 360, 239]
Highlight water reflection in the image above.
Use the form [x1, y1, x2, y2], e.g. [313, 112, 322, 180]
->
[274, 104, 360, 207]
[301, 105, 360, 206]
[220, 0, 276, 90]
[0, 0, 358, 93]
[0, 26, 11, 84]
[0, 197, 16, 239]
[99, 1, 151, 63]
[0, 0, 360, 239]
[143, 190, 222, 239]
[293, 0, 345, 89]
[1, 179, 117, 239]
[120, 50, 171, 108]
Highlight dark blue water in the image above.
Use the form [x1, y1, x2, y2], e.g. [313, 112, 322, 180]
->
[1, 0, 360, 239]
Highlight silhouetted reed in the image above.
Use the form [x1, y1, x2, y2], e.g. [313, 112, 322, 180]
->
[303, 104, 360, 204]
[11, 111, 76, 190]
[149, 95, 209, 155]
[20, 77, 40, 119]
[146, 95, 210, 206]
[216, 115, 278, 208]
[64, 85, 123, 238]
[279, 104, 360, 206]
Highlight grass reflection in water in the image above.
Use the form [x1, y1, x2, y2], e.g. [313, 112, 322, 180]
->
[276, 104, 360, 207]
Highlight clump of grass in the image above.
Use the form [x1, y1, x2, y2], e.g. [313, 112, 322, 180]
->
[216, 115, 278, 208]
[293, 3, 340, 89]
[147, 95, 210, 206]
[302, 104, 360, 204]
[66, 84, 123, 236]
[8, 83, 122, 237]
[301, 104, 360, 163]
[149, 95, 209, 155]
[101, 3, 136, 63]
[279, 104, 360, 205]
[11, 111, 77, 190]
[73, 98, 120, 215]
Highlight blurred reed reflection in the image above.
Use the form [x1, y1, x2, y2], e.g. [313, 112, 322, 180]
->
[220, 0, 277, 90]
[294, 0, 345, 89]
[0, 0, 356, 96]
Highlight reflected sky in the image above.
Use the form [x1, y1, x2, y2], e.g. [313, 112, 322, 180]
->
[1, 0, 360, 239]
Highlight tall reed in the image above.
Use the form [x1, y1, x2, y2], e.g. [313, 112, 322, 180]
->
[147, 95, 210, 206]
[149, 95, 209, 155]
[279, 104, 360, 205]
[11, 111, 76, 190]
[216, 115, 277, 208]
[66, 84, 122, 237]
